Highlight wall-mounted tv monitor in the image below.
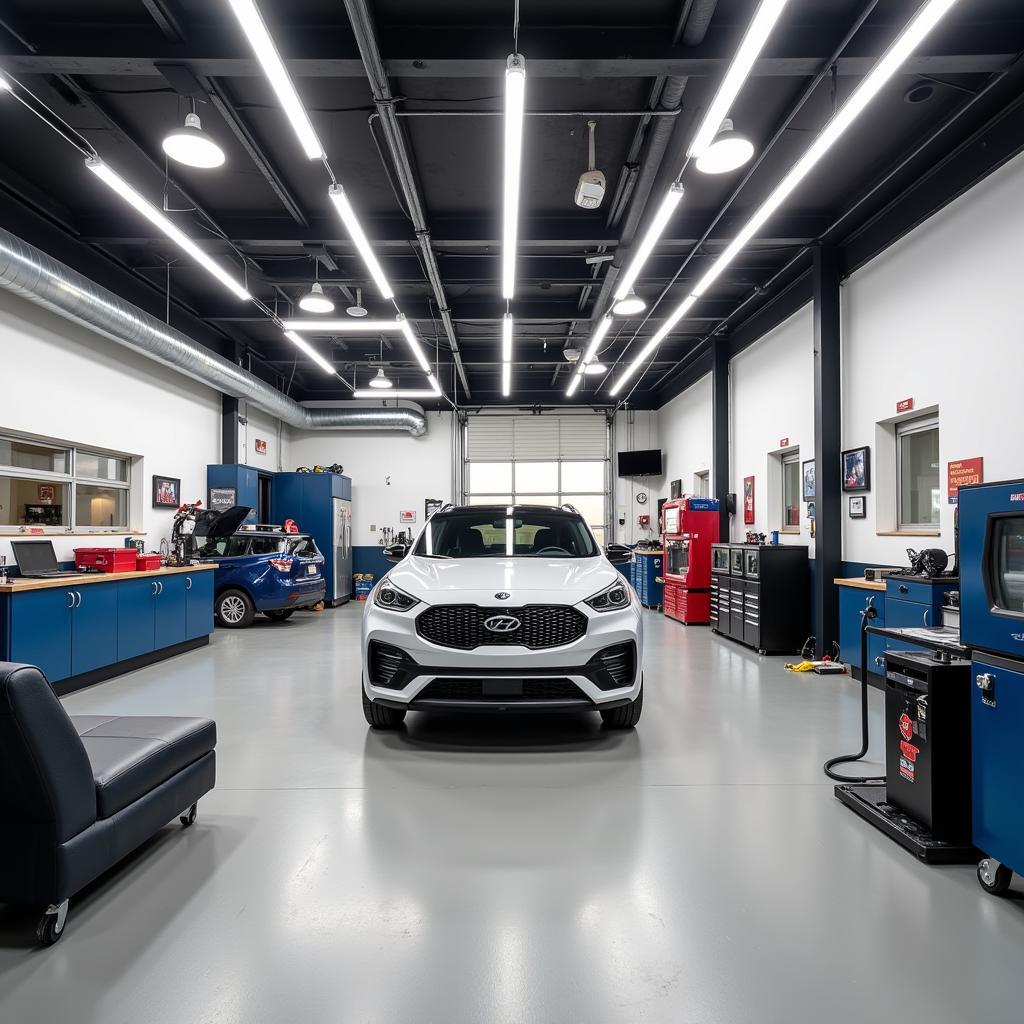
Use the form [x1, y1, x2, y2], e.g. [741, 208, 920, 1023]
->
[617, 449, 663, 477]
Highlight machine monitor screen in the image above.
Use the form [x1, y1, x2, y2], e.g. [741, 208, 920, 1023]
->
[988, 516, 1024, 613]
[617, 449, 663, 477]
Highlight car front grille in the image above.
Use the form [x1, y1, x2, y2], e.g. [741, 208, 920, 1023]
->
[416, 604, 588, 650]
[415, 678, 585, 702]
[367, 641, 410, 688]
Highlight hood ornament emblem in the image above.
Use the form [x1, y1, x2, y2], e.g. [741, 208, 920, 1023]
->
[494, 591, 511, 600]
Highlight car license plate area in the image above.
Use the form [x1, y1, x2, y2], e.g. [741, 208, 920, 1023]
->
[307, 564, 317, 575]
[482, 679, 523, 697]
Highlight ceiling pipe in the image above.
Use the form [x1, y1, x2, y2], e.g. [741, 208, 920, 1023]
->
[0, 226, 427, 436]
[678, 0, 719, 46]
[342, 0, 471, 398]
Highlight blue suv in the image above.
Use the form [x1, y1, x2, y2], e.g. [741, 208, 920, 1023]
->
[192, 522, 326, 629]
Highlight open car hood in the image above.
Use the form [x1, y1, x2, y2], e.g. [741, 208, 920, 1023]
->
[195, 505, 252, 539]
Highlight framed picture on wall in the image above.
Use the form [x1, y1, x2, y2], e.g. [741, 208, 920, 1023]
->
[152, 475, 181, 508]
[849, 495, 866, 519]
[743, 476, 755, 525]
[806, 500, 816, 520]
[801, 460, 815, 502]
[841, 446, 871, 492]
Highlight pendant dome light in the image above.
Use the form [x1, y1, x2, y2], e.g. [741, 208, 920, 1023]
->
[612, 289, 646, 317]
[299, 261, 335, 314]
[583, 362, 607, 375]
[162, 108, 226, 169]
[695, 118, 754, 175]
[368, 367, 393, 389]
[346, 287, 368, 317]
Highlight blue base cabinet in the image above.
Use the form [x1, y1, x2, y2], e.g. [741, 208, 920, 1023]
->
[1, 569, 216, 689]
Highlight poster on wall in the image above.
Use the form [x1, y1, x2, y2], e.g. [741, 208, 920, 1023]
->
[254, 438, 268, 456]
[743, 476, 755, 525]
[37, 484, 55, 504]
[947, 457, 983, 504]
[841, 446, 871, 492]
[400, 510, 416, 524]
[801, 460, 815, 502]
[209, 487, 237, 511]
[152, 475, 180, 508]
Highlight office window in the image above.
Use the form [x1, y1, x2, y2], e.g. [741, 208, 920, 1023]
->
[0, 431, 132, 531]
[897, 415, 940, 530]
[782, 451, 800, 532]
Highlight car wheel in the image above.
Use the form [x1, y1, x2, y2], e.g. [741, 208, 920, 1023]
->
[362, 687, 406, 729]
[600, 683, 643, 729]
[216, 588, 256, 629]
[265, 609, 294, 622]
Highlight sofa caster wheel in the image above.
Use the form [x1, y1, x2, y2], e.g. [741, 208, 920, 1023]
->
[180, 803, 198, 828]
[978, 858, 1013, 895]
[37, 900, 68, 946]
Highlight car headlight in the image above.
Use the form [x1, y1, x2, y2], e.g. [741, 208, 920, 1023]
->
[585, 580, 632, 612]
[374, 579, 420, 612]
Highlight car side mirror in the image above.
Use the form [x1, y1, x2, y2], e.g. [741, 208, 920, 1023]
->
[383, 543, 408, 564]
[605, 543, 633, 564]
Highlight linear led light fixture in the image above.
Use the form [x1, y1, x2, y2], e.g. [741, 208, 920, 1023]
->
[283, 330, 334, 375]
[281, 318, 400, 332]
[566, 373, 582, 397]
[225, 0, 323, 159]
[687, 0, 792, 161]
[502, 54, 526, 300]
[501, 361, 511, 398]
[612, 184, 685, 304]
[609, 0, 962, 397]
[85, 158, 251, 301]
[502, 313, 513, 362]
[398, 314, 432, 374]
[327, 184, 394, 300]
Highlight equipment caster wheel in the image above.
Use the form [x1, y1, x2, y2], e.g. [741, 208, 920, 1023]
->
[180, 803, 198, 828]
[36, 900, 68, 946]
[977, 858, 1013, 895]
[758, 649, 767, 656]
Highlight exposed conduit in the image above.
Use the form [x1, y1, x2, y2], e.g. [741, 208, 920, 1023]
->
[0, 226, 427, 437]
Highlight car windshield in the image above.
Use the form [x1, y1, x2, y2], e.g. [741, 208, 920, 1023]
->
[414, 508, 598, 558]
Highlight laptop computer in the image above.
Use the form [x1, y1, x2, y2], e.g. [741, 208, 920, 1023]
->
[10, 540, 80, 578]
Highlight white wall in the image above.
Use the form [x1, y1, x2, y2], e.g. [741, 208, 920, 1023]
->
[730, 303, 814, 546]
[657, 373, 712, 496]
[612, 409, 660, 546]
[0, 290, 222, 564]
[843, 150, 1024, 565]
[288, 408, 455, 546]
[238, 401, 288, 472]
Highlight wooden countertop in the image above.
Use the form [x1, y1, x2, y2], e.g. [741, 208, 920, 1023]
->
[833, 576, 886, 592]
[0, 563, 216, 594]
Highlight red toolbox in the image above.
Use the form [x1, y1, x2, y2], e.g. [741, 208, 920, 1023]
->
[135, 554, 163, 571]
[74, 547, 139, 573]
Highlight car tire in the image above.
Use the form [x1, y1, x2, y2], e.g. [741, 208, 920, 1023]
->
[362, 687, 407, 729]
[216, 588, 256, 629]
[265, 609, 295, 622]
[600, 683, 643, 729]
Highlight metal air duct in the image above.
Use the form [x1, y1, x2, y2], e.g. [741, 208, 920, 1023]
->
[0, 226, 427, 436]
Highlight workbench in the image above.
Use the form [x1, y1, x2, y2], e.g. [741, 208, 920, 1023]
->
[0, 564, 216, 694]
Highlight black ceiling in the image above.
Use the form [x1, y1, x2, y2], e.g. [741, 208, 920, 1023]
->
[1, 0, 1023, 410]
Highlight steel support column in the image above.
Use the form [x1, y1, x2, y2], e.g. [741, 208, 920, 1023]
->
[813, 246, 842, 658]
[712, 338, 730, 540]
[222, 395, 240, 465]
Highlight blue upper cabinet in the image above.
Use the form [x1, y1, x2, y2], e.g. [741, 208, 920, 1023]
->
[207, 463, 262, 525]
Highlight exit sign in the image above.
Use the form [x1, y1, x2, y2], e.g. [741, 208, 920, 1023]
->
[897, 398, 914, 413]
[780, 437, 790, 448]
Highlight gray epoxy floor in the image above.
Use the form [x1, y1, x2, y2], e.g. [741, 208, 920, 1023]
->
[2, 607, 1024, 1023]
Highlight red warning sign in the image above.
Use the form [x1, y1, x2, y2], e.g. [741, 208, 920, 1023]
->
[898, 713, 914, 741]
[900, 740, 919, 763]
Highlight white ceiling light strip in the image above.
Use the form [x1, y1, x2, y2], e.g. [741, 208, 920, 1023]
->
[398, 314, 433, 373]
[608, 0, 962, 397]
[608, 0, 790, 314]
[566, 314, 613, 396]
[282, 318, 401, 332]
[283, 330, 334, 374]
[225, 0, 324, 160]
[502, 54, 527, 301]
[686, 0, 792, 161]
[327, 184, 395, 300]
[501, 314, 513, 397]
[85, 158, 252, 301]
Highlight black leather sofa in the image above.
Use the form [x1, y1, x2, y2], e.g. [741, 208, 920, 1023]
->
[0, 662, 216, 945]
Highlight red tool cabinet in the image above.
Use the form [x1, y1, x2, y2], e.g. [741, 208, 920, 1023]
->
[661, 498, 720, 625]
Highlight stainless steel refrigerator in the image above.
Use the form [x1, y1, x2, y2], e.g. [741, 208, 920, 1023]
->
[332, 497, 353, 605]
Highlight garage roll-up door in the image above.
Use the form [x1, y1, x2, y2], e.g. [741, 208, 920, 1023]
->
[465, 415, 607, 461]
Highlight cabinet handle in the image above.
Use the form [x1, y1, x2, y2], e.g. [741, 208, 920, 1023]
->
[899, 584, 909, 594]
[874, 656, 885, 667]
[75, 591, 82, 608]
[152, 581, 158, 596]
[923, 608, 930, 627]
[186, 577, 192, 590]
[67, 591, 75, 609]
[158, 580, 164, 595]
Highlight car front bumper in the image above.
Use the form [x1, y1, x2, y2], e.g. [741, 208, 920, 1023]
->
[361, 599, 643, 711]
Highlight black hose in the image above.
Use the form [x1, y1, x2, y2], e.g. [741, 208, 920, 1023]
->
[824, 599, 885, 784]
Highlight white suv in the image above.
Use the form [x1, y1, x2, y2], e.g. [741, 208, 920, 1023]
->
[360, 504, 643, 729]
